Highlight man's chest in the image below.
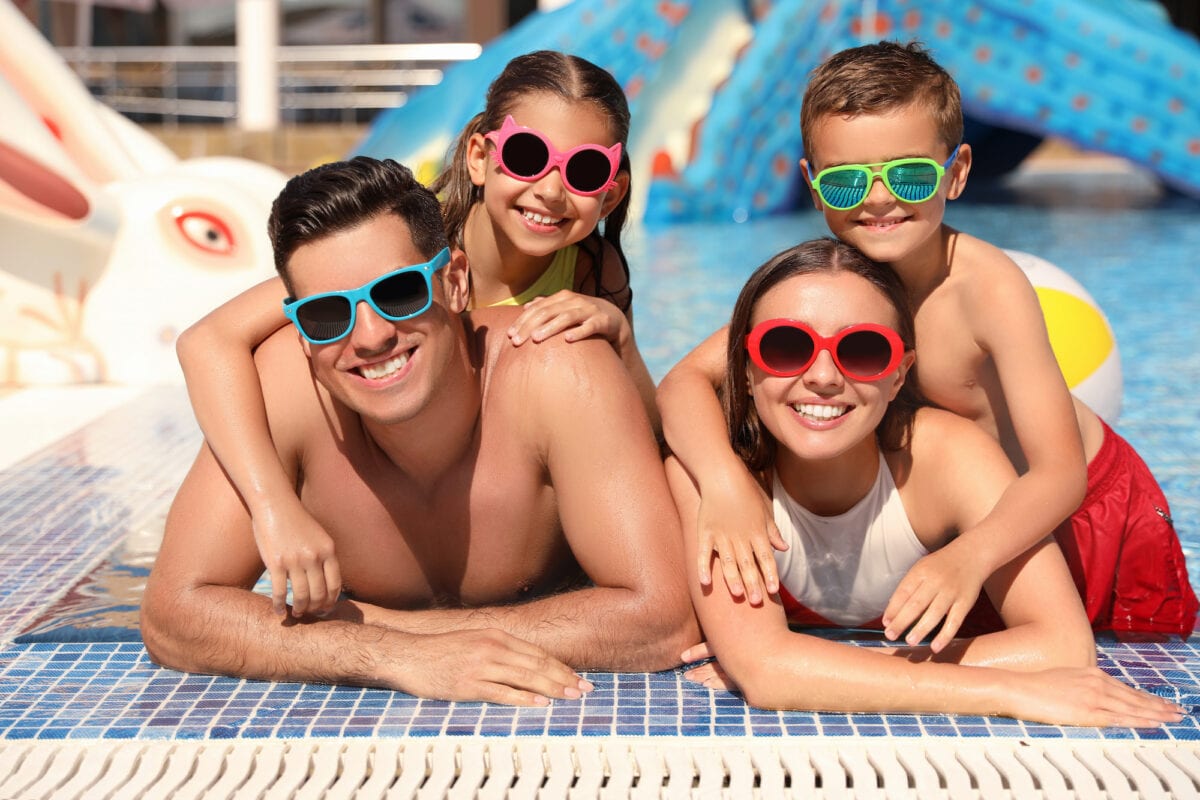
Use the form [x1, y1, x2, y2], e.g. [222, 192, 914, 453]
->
[298, 449, 574, 606]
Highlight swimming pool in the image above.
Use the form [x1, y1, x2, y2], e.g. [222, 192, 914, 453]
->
[2, 173, 1199, 795]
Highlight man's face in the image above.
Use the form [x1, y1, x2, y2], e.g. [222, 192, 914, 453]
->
[286, 214, 463, 425]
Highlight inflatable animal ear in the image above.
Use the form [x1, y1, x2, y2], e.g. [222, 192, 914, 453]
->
[0, 2, 285, 385]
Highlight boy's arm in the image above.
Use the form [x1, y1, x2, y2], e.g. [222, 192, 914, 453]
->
[176, 277, 340, 617]
[890, 410, 1095, 665]
[656, 328, 786, 605]
[885, 259, 1088, 646]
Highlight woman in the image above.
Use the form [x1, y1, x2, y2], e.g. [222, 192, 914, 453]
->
[664, 238, 1182, 726]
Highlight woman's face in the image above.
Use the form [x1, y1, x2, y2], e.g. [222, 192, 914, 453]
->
[747, 271, 913, 463]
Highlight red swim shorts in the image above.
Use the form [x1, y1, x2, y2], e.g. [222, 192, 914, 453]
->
[1052, 420, 1198, 636]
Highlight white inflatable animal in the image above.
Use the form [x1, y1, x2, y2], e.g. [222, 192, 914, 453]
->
[0, 2, 285, 385]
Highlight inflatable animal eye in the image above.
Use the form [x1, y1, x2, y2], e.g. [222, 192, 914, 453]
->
[170, 207, 236, 255]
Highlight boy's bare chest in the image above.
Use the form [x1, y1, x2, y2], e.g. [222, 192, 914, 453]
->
[297, 440, 574, 607]
[912, 301, 1004, 437]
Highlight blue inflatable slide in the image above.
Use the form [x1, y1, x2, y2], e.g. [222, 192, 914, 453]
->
[356, 0, 1200, 224]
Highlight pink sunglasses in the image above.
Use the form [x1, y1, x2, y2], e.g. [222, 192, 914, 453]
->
[484, 116, 622, 197]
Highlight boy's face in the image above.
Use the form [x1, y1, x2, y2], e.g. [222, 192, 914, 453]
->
[800, 106, 970, 267]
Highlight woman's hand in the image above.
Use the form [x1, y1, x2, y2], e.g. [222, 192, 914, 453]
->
[681, 641, 740, 693]
[1006, 667, 1186, 728]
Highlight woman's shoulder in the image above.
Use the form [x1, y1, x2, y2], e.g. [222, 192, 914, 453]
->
[906, 407, 1002, 464]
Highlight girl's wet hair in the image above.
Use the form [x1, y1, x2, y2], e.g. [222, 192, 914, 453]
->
[431, 49, 633, 310]
[269, 156, 448, 295]
[723, 238, 923, 472]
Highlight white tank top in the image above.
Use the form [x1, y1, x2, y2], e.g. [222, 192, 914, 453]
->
[772, 453, 929, 627]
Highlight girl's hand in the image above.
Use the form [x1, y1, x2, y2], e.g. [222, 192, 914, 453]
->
[254, 498, 342, 618]
[1008, 668, 1185, 728]
[698, 467, 787, 606]
[507, 291, 627, 348]
[681, 641, 739, 693]
[882, 542, 990, 651]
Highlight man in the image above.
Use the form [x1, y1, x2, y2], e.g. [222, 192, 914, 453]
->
[141, 157, 696, 706]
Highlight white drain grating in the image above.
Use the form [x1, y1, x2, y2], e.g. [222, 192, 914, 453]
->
[0, 738, 1198, 799]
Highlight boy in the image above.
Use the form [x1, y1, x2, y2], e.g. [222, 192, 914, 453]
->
[658, 41, 1196, 648]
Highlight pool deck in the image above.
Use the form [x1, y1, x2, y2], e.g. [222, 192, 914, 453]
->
[1, 385, 1199, 773]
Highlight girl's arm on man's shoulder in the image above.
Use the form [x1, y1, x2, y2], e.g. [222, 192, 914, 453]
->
[177, 276, 296, 516]
[177, 278, 342, 617]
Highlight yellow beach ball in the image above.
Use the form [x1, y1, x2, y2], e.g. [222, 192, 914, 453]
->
[1005, 250, 1123, 422]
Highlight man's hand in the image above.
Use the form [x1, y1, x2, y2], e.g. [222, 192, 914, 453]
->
[398, 628, 595, 706]
[253, 496, 342, 618]
[883, 542, 989, 651]
[697, 468, 786, 606]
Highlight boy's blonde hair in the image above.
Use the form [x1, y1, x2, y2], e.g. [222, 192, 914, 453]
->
[800, 40, 963, 160]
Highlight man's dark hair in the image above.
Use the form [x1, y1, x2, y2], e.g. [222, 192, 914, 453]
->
[268, 156, 449, 293]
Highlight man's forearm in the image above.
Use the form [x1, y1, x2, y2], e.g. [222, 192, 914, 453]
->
[143, 585, 408, 688]
[344, 584, 693, 672]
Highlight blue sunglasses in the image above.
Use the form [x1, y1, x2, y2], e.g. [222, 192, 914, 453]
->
[283, 247, 451, 344]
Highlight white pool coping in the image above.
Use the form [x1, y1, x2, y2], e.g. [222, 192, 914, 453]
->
[0, 385, 151, 471]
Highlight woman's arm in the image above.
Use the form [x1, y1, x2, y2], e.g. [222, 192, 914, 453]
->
[657, 329, 785, 604]
[176, 277, 340, 617]
[666, 455, 1180, 725]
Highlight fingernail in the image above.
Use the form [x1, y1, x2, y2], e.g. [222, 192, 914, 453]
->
[563, 687, 582, 700]
[534, 695, 550, 706]
[579, 679, 594, 692]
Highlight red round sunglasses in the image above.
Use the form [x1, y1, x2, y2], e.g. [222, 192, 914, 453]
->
[484, 116, 622, 197]
[746, 319, 905, 381]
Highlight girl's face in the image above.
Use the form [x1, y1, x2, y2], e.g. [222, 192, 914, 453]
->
[747, 271, 914, 464]
[800, 106, 970, 269]
[467, 92, 628, 260]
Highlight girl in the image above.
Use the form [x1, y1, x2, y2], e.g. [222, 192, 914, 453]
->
[665, 238, 1182, 725]
[176, 51, 655, 618]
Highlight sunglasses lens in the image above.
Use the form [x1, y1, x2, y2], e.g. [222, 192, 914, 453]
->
[371, 270, 429, 319]
[836, 330, 894, 378]
[886, 161, 940, 202]
[295, 297, 352, 343]
[564, 149, 613, 193]
[759, 325, 815, 374]
[500, 131, 550, 178]
[817, 168, 869, 209]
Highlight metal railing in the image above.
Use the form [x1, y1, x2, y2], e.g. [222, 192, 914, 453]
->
[55, 42, 481, 125]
